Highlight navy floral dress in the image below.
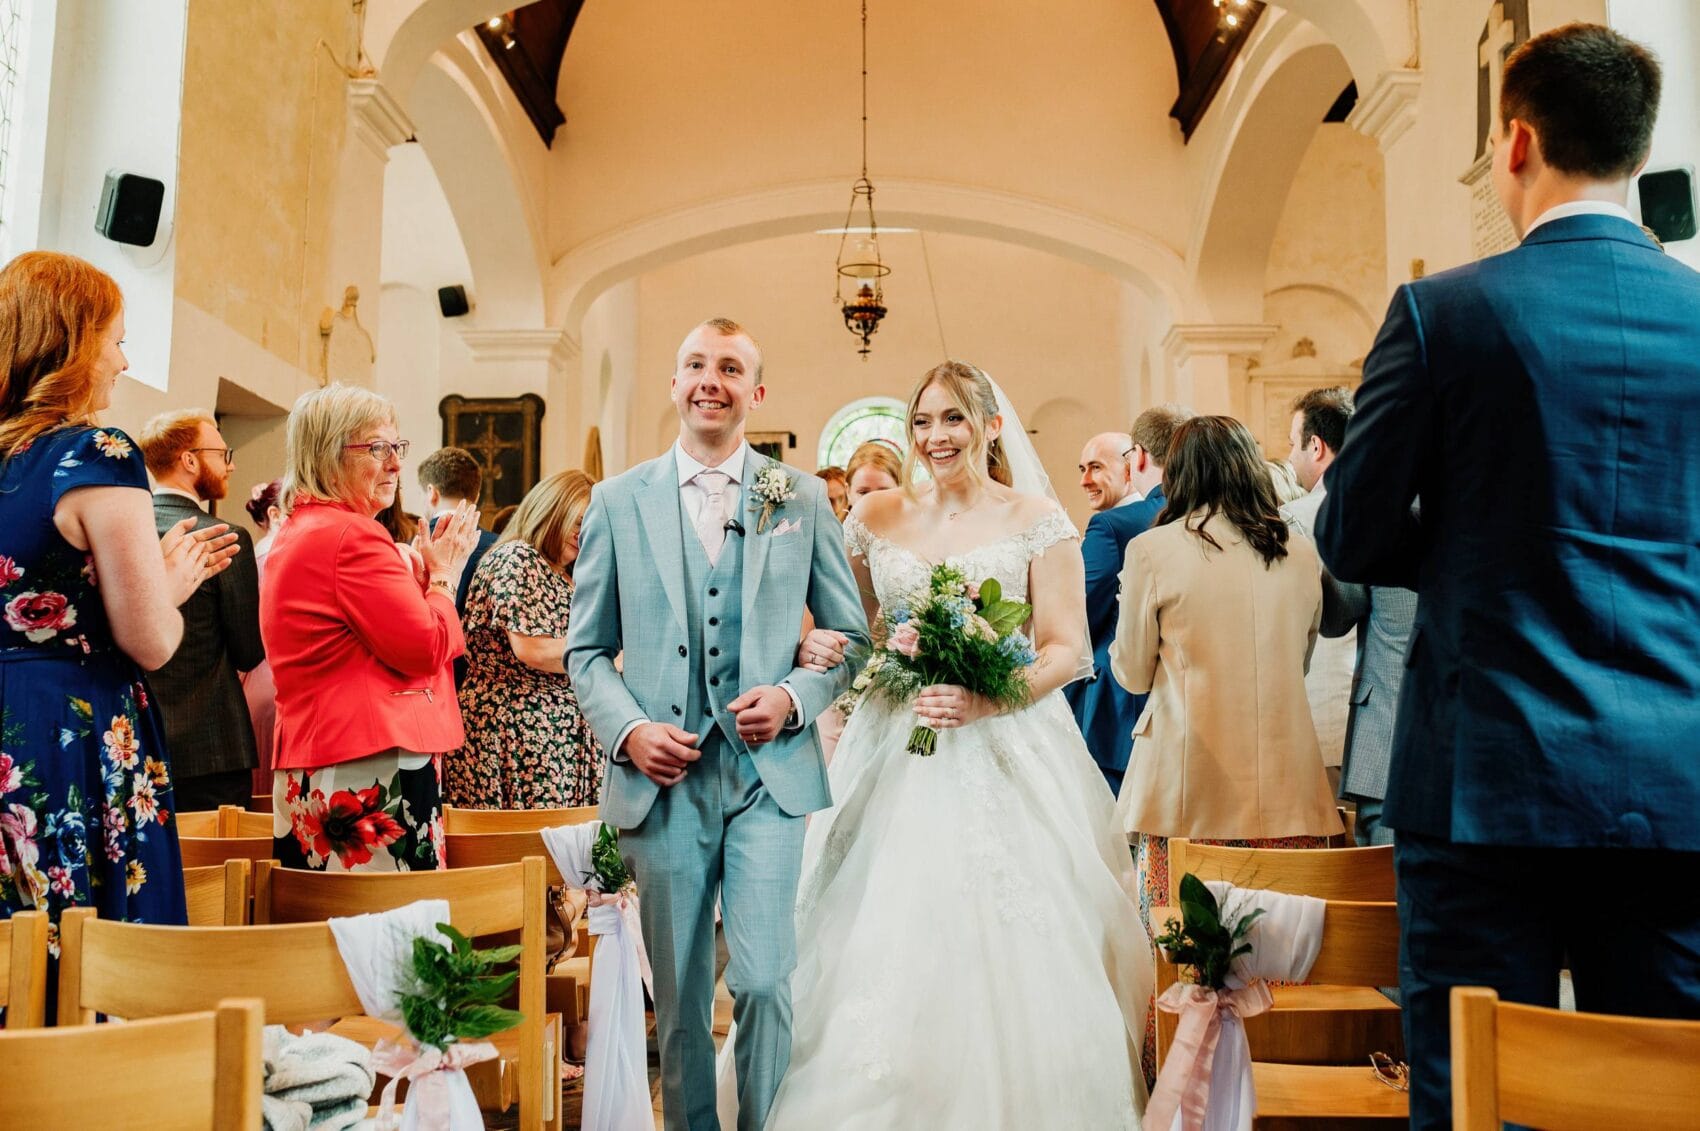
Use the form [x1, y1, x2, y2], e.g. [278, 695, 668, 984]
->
[0, 426, 187, 961]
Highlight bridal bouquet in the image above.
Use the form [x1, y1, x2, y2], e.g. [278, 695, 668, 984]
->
[857, 562, 1037, 755]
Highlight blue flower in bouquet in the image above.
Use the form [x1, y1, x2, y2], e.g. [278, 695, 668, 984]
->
[889, 603, 911, 625]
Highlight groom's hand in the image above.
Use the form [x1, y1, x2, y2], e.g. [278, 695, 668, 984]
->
[728, 685, 792, 746]
[623, 723, 701, 786]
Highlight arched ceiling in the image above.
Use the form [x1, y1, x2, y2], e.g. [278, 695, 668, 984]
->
[479, 0, 1262, 145]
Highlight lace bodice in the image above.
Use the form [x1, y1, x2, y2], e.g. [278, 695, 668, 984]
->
[844, 508, 1079, 611]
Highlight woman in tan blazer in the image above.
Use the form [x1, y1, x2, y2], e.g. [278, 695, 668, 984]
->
[1111, 417, 1342, 910]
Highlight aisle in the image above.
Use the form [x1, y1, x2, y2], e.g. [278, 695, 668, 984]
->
[556, 929, 735, 1129]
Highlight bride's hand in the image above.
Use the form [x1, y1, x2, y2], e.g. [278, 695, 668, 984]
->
[914, 684, 995, 729]
[797, 628, 849, 673]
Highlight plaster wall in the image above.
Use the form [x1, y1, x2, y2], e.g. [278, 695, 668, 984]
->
[625, 231, 1136, 531]
[1612, 0, 1700, 271]
[549, 0, 1190, 261]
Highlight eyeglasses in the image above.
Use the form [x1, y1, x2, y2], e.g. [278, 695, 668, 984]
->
[343, 440, 411, 462]
[189, 447, 234, 462]
[1122, 445, 1141, 459]
[1369, 1052, 1409, 1093]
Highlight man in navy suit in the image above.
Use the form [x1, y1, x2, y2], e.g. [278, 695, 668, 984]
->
[1067, 405, 1192, 794]
[1316, 24, 1700, 1128]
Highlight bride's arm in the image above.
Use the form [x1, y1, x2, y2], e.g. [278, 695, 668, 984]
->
[1020, 532, 1089, 703]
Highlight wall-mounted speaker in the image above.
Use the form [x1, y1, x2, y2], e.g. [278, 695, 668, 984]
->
[95, 171, 165, 247]
[438, 285, 470, 318]
[1639, 167, 1696, 245]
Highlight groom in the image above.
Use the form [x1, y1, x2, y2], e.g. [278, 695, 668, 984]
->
[567, 317, 869, 1130]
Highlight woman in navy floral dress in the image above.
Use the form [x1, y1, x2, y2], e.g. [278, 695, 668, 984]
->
[0, 252, 234, 964]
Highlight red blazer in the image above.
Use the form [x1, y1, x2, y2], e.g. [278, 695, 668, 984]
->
[261, 500, 465, 770]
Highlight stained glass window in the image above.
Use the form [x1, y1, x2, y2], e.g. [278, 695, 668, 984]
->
[818, 396, 906, 469]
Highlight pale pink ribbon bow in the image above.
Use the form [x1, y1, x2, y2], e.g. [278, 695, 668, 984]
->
[587, 889, 654, 995]
[1144, 980, 1275, 1131]
[370, 1037, 499, 1131]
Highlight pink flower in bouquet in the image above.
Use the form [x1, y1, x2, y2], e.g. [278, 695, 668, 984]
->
[890, 621, 922, 658]
[964, 580, 981, 601]
[968, 614, 998, 643]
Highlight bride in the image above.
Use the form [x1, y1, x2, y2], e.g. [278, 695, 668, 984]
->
[761, 361, 1152, 1129]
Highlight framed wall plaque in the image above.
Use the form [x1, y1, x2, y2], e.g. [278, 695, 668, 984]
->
[746, 430, 796, 464]
[439, 393, 546, 522]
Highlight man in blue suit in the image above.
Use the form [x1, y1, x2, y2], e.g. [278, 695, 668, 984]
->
[1316, 24, 1700, 1129]
[1067, 405, 1192, 794]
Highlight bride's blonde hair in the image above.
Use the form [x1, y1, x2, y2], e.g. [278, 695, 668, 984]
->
[900, 361, 1013, 496]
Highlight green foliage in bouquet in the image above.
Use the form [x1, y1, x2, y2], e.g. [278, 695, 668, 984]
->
[861, 563, 1040, 755]
[1152, 873, 1266, 990]
[583, 822, 635, 895]
[397, 923, 525, 1051]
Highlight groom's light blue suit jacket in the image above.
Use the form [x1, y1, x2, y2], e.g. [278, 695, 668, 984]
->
[566, 449, 871, 830]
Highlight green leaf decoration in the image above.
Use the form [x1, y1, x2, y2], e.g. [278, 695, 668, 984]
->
[977, 577, 1002, 608]
[394, 922, 527, 1051]
[1159, 873, 1262, 991]
[980, 600, 1032, 637]
[585, 823, 634, 894]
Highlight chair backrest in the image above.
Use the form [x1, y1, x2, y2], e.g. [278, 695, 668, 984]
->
[174, 809, 222, 837]
[1153, 899, 1400, 993]
[444, 829, 569, 885]
[1452, 986, 1700, 1131]
[1169, 840, 1396, 903]
[57, 907, 366, 1027]
[0, 910, 47, 1029]
[442, 805, 599, 834]
[179, 835, 274, 869]
[183, 858, 251, 926]
[249, 792, 274, 814]
[1, 996, 263, 1128]
[218, 805, 273, 837]
[252, 860, 549, 1131]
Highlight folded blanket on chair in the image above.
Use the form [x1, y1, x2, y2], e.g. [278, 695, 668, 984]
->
[262, 1025, 376, 1131]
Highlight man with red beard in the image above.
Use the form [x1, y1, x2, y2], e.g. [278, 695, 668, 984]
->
[138, 409, 263, 811]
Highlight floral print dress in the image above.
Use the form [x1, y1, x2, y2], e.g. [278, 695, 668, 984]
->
[445, 540, 603, 809]
[0, 427, 187, 964]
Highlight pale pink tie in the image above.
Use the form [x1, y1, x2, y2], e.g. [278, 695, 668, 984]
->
[694, 469, 731, 565]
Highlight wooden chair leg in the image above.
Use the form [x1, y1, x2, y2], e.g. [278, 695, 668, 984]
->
[1450, 986, 1500, 1131]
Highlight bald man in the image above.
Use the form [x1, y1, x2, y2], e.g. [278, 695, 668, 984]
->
[1077, 432, 1135, 512]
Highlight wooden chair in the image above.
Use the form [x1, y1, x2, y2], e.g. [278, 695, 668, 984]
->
[0, 909, 48, 1029]
[1452, 986, 1700, 1130]
[177, 804, 275, 868]
[252, 858, 558, 1131]
[175, 805, 271, 839]
[443, 828, 595, 1050]
[441, 805, 599, 834]
[1169, 840, 1396, 904]
[249, 792, 274, 813]
[183, 858, 251, 926]
[1, 995, 263, 1129]
[1160, 840, 1401, 1067]
[1153, 900, 1408, 1123]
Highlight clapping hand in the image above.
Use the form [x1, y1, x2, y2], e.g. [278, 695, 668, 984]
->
[796, 628, 849, 673]
[160, 517, 240, 606]
[414, 501, 481, 589]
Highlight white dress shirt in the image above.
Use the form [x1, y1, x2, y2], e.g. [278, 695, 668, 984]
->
[675, 439, 750, 535]
[1523, 200, 1636, 239]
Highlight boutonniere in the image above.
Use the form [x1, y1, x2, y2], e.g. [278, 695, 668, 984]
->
[748, 462, 797, 534]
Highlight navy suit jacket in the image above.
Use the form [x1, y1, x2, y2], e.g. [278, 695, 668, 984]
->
[1317, 214, 1700, 850]
[1066, 484, 1165, 781]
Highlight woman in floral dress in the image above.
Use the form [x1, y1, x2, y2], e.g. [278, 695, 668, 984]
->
[447, 470, 604, 809]
[0, 252, 235, 962]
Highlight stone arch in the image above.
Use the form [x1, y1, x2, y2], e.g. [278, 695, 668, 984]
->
[405, 51, 546, 327]
[550, 179, 1207, 348]
[1188, 17, 1359, 322]
[1266, 0, 1409, 89]
[367, 0, 512, 101]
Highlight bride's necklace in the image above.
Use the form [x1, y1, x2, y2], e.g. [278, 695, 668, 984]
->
[941, 489, 986, 521]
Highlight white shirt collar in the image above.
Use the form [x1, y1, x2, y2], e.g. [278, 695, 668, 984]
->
[1523, 200, 1635, 239]
[153, 485, 204, 506]
[1113, 492, 1142, 507]
[675, 439, 751, 487]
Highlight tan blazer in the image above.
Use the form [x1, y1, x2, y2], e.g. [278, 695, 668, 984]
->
[1110, 512, 1343, 840]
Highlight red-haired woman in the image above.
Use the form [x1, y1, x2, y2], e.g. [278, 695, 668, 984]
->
[0, 252, 236, 940]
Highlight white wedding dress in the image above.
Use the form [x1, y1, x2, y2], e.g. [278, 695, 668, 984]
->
[761, 508, 1152, 1130]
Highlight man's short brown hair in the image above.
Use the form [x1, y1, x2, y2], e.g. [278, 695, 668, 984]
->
[1291, 386, 1355, 455]
[687, 317, 764, 382]
[1129, 404, 1194, 468]
[1501, 23, 1661, 180]
[136, 408, 215, 478]
[416, 446, 483, 502]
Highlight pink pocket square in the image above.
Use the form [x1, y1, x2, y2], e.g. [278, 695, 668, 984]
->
[771, 518, 802, 536]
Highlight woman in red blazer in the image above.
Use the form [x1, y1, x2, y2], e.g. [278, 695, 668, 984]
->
[262, 384, 479, 872]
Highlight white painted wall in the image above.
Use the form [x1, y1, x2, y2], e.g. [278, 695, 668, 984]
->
[1612, 0, 1700, 270]
[31, 0, 189, 390]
